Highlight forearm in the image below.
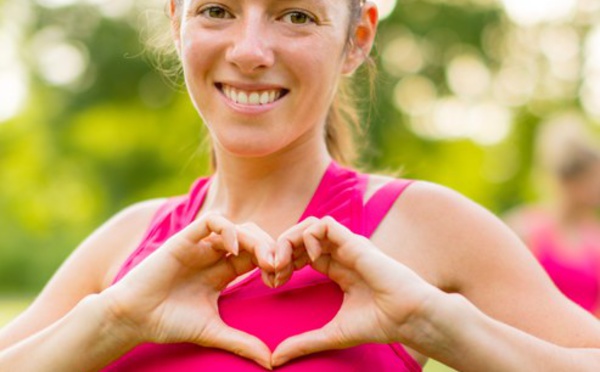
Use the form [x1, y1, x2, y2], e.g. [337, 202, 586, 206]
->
[404, 292, 600, 371]
[0, 294, 138, 372]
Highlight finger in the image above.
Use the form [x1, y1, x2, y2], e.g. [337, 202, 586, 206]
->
[271, 240, 302, 288]
[275, 253, 299, 286]
[274, 238, 294, 272]
[309, 254, 332, 277]
[237, 223, 276, 272]
[303, 227, 324, 262]
[307, 218, 409, 291]
[203, 320, 273, 370]
[293, 252, 311, 270]
[162, 236, 229, 270]
[261, 269, 276, 289]
[304, 216, 368, 268]
[225, 251, 256, 278]
[176, 214, 239, 255]
[271, 323, 346, 367]
[278, 216, 320, 240]
[302, 216, 353, 261]
[275, 217, 319, 270]
[201, 234, 235, 256]
[272, 249, 311, 288]
[206, 251, 260, 291]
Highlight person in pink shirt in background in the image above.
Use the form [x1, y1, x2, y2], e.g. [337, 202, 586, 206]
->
[506, 115, 600, 316]
[1, 1, 600, 371]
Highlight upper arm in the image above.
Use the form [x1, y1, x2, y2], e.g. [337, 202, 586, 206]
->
[379, 181, 600, 348]
[0, 199, 165, 350]
[502, 206, 546, 257]
[502, 208, 530, 242]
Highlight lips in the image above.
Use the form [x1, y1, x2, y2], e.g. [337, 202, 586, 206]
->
[216, 83, 289, 106]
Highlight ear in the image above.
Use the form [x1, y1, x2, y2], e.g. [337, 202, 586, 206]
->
[170, 0, 182, 54]
[342, 2, 378, 75]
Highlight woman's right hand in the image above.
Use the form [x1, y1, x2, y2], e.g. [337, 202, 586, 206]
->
[100, 214, 275, 369]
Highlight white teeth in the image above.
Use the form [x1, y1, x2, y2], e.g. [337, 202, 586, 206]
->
[238, 91, 248, 104]
[249, 92, 260, 105]
[221, 84, 284, 106]
[260, 92, 270, 104]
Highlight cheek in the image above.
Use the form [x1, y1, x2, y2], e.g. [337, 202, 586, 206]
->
[179, 32, 224, 115]
[181, 39, 209, 78]
[283, 39, 345, 100]
[180, 26, 222, 76]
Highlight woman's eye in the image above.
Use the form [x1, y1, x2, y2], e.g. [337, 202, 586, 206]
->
[200, 6, 232, 19]
[281, 11, 315, 25]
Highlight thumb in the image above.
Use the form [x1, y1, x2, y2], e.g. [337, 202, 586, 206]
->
[271, 324, 344, 367]
[202, 320, 273, 370]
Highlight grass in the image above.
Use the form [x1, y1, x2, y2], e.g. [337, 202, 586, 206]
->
[0, 296, 455, 371]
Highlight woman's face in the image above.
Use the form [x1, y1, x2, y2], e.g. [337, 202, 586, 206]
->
[174, 0, 364, 158]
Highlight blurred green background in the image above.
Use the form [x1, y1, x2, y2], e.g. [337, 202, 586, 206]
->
[1, 0, 599, 370]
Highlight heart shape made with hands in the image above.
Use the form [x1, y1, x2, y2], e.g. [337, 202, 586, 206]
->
[200, 215, 415, 368]
[202, 216, 353, 367]
[114, 213, 419, 370]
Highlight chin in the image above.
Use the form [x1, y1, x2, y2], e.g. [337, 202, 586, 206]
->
[216, 136, 288, 158]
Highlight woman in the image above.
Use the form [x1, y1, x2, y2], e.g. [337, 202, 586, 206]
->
[506, 117, 600, 316]
[1, 0, 600, 371]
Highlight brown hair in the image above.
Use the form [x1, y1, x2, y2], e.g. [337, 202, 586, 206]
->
[165, 0, 372, 166]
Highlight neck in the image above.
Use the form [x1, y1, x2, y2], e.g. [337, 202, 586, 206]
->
[201, 137, 332, 233]
[555, 199, 596, 227]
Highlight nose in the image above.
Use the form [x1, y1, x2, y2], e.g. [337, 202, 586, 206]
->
[225, 13, 275, 74]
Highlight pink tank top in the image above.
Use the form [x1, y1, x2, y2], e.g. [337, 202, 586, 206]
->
[530, 224, 600, 313]
[104, 162, 420, 371]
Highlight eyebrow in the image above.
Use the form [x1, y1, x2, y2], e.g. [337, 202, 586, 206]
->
[269, 0, 330, 13]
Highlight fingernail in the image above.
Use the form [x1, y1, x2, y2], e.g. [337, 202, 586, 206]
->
[260, 359, 273, 370]
[256, 359, 270, 370]
[305, 236, 320, 262]
[268, 273, 276, 288]
[233, 236, 239, 256]
[274, 272, 281, 288]
[307, 249, 317, 262]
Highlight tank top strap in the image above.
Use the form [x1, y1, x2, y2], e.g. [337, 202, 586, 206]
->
[145, 177, 212, 241]
[300, 161, 368, 234]
[362, 179, 414, 238]
[112, 177, 211, 284]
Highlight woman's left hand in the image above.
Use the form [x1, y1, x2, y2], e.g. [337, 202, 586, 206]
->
[271, 216, 439, 367]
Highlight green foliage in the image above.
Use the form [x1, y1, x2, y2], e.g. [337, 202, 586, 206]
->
[0, 0, 594, 294]
[0, 1, 210, 291]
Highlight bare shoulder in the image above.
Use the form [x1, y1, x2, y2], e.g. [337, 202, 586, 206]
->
[372, 179, 600, 346]
[375, 179, 539, 289]
[94, 199, 169, 288]
[392, 180, 512, 244]
[368, 176, 503, 244]
[0, 198, 166, 350]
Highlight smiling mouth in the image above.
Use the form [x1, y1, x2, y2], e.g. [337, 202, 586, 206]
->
[216, 83, 289, 106]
